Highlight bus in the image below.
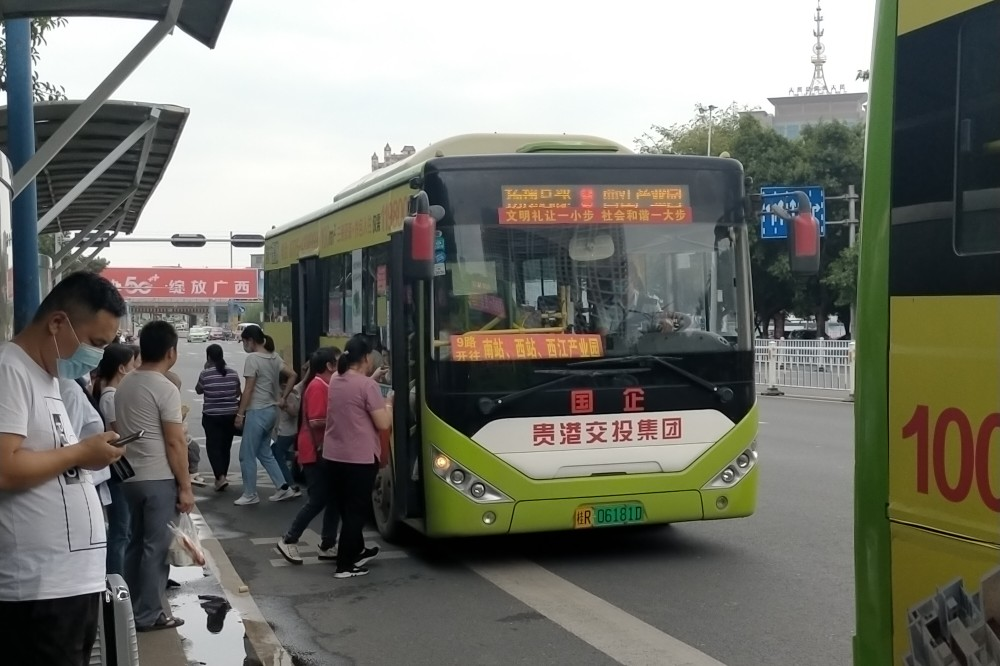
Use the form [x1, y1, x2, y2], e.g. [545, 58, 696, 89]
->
[854, 1, 1000, 664]
[264, 133, 763, 540]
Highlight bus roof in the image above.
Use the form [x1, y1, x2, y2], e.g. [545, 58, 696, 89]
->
[265, 133, 633, 240]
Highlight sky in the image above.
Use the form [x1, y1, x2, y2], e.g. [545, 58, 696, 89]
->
[13, 0, 876, 269]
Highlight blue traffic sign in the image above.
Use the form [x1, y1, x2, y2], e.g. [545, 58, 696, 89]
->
[759, 186, 826, 239]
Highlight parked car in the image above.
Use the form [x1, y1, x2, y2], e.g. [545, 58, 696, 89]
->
[188, 326, 209, 343]
[208, 327, 226, 341]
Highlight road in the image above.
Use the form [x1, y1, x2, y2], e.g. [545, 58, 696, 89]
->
[173, 341, 855, 666]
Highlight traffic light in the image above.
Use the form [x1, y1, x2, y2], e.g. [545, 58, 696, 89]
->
[229, 233, 265, 248]
[170, 234, 206, 248]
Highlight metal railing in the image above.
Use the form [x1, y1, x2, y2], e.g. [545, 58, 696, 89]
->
[754, 338, 856, 397]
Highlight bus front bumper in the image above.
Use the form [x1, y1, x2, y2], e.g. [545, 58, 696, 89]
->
[425, 466, 759, 537]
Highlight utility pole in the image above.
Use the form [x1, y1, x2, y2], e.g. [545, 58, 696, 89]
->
[824, 184, 860, 338]
[706, 104, 717, 156]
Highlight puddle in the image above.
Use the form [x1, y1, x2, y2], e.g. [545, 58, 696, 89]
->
[168, 566, 261, 665]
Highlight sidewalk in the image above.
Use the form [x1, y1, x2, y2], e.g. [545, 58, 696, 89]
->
[132, 508, 286, 666]
[756, 384, 854, 402]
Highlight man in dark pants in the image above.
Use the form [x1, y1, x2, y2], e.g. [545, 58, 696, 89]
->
[0, 272, 126, 665]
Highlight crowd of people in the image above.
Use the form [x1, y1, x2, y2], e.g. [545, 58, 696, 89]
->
[0, 271, 393, 665]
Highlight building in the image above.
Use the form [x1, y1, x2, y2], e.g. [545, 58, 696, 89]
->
[746, 2, 868, 139]
[371, 143, 416, 171]
[904, 567, 1000, 666]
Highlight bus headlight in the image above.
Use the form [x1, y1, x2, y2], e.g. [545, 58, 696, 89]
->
[429, 446, 509, 503]
[704, 443, 758, 490]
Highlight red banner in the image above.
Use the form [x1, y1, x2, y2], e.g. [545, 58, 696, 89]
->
[449, 333, 604, 362]
[100, 267, 260, 300]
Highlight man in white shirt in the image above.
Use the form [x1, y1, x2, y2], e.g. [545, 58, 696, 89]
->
[0, 271, 126, 666]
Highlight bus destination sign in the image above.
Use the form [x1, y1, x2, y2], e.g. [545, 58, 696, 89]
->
[498, 185, 692, 225]
[449, 333, 604, 362]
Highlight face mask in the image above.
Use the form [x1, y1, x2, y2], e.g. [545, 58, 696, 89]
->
[53, 322, 105, 379]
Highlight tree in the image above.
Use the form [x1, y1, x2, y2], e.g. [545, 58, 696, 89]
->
[0, 17, 68, 102]
[637, 110, 865, 337]
[637, 102, 756, 157]
[38, 233, 109, 276]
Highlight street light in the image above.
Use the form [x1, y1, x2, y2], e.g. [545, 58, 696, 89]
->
[706, 104, 718, 156]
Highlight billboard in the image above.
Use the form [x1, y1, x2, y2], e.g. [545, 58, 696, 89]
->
[100, 267, 260, 300]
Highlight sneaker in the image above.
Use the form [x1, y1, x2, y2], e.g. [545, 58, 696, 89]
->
[190, 474, 208, 487]
[355, 546, 380, 567]
[291, 486, 303, 498]
[269, 487, 296, 502]
[333, 566, 369, 579]
[276, 540, 303, 565]
[234, 494, 259, 506]
[214, 478, 229, 492]
[317, 546, 338, 561]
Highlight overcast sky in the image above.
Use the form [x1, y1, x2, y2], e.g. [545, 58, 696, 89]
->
[13, 0, 875, 269]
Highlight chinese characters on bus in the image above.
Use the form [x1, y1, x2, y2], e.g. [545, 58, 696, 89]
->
[531, 416, 683, 446]
[497, 185, 693, 225]
[449, 334, 604, 361]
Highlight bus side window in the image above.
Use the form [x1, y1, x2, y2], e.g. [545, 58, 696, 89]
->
[955, 6, 1000, 255]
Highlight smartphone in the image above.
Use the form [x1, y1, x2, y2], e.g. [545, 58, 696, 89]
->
[113, 430, 145, 447]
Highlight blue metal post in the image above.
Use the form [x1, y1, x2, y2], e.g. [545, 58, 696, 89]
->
[6, 19, 40, 332]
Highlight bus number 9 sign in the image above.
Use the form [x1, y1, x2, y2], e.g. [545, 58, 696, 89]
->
[902, 404, 1000, 512]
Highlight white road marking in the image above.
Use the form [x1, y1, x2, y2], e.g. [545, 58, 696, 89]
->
[470, 559, 726, 666]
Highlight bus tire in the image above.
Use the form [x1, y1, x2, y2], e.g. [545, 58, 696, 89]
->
[372, 461, 405, 544]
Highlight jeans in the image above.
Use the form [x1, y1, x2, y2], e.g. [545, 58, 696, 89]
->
[239, 406, 287, 496]
[105, 481, 130, 577]
[122, 479, 178, 627]
[329, 459, 378, 570]
[271, 434, 297, 487]
[202, 413, 236, 479]
[284, 462, 340, 549]
[0, 592, 101, 666]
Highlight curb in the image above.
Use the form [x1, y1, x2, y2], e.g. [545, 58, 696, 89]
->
[193, 508, 295, 666]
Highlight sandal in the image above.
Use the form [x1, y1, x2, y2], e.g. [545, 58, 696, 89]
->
[137, 614, 185, 632]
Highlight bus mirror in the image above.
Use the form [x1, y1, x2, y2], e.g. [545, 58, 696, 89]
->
[569, 233, 615, 262]
[402, 192, 444, 282]
[784, 192, 821, 275]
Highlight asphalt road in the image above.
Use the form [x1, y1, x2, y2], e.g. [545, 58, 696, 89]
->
[173, 342, 855, 666]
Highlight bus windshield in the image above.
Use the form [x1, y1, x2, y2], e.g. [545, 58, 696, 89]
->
[432, 222, 750, 358]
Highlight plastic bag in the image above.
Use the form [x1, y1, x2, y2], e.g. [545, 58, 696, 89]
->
[167, 513, 206, 567]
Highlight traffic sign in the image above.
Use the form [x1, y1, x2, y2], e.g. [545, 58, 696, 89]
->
[759, 186, 826, 239]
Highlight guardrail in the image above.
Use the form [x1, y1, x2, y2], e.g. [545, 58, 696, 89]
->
[754, 338, 856, 398]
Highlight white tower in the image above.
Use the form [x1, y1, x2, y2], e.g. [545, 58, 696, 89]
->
[806, 1, 830, 95]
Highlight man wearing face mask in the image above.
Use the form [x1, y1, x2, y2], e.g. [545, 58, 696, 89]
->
[0, 271, 127, 666]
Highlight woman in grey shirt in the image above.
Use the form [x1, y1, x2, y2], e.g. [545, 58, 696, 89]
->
[233, 325, 297, 506]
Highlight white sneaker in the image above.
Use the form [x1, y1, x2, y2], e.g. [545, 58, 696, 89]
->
[291, 486, 303, 498]
[269, 487, 296, 502]
[190, 474, 208, 487]
[317, 546, 338, 561]
[234, 494, 259, 506]
[276, 540, 303, 565]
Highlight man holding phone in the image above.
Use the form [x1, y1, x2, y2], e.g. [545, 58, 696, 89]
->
[0, 272, 127, 666]
[115, 321, 193, 632]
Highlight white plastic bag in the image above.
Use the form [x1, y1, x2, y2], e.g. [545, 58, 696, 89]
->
[167, 513, 206, 567]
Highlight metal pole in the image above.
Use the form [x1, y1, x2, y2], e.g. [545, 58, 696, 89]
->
[847, 184, 858, 339]
[6, 19, 41, 332]
[706, 106, 715, 156]
[229, 231, 234, 268]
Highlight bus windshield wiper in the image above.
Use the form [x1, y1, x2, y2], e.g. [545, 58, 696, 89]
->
[478, 367, 650, 416]
[569, 355, 734, 404]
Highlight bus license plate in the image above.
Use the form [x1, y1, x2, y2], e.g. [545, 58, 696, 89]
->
[574, 502, 645, 529]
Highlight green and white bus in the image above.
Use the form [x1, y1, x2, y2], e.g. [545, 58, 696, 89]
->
[264, 133, 761, 540]
[854, 1, 1000, 664]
